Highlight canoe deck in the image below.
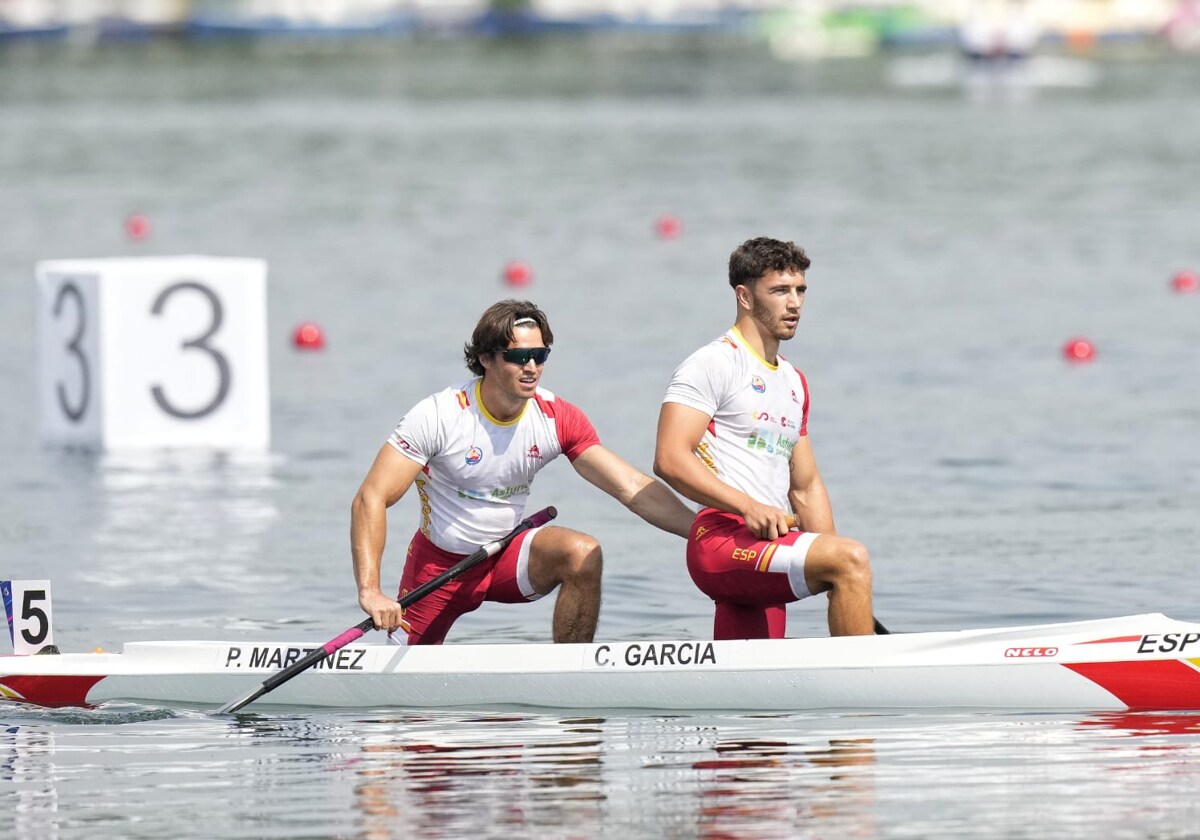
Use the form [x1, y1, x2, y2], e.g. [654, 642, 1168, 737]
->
[3, 613, 1200, 712]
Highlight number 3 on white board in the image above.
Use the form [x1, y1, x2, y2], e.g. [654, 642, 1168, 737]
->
[149, 281, 231, 420]
[48, 278, 232, 423]
[52, 281, 90, 423]
[37, 256, 270, 449]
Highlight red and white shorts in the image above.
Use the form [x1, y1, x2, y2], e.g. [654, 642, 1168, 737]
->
[687, 508, 819, 606]
[392, 527, 545, 645]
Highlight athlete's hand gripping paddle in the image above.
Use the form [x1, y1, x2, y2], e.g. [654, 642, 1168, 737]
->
[216, 506, 558, 714]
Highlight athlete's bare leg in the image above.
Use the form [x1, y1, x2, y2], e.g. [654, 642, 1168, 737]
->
[802, 534, 874, 636]
[527, 526, 603, 643]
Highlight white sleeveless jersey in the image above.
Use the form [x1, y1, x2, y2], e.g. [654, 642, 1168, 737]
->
[662, 327, 810, 510]
[388, 379, 600, 554]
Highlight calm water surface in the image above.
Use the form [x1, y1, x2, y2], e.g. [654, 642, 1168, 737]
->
[1, 37, 1199, 837]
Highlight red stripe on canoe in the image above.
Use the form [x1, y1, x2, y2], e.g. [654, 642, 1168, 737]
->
[0, 674, 106, 708]
[1075, 635, 1143, 645]
[1064, 660, 1200, 711]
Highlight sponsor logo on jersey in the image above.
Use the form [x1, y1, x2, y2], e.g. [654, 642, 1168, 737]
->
[752, 411, 796, 429]
[527, 444, 543, 459]
[491, 482, 530, 501]
[791, 389, 801, 404]
[746, 430, 795, 458]
[465, 446, 483, 465]
[751, 376, 766, 394]
[415, 478, 433, 538]
[458, 482, 532, 502]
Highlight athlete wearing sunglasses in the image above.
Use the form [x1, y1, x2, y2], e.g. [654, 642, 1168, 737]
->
[499, 347, 551, 366]
[352, 299, 695, 646]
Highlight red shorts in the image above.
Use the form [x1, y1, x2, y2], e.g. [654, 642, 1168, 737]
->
[396, 528, 543, 645]
[687, 508, 819, 640]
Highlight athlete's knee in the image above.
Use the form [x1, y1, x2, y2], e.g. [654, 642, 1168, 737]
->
[562, 534, 603, 583]
[835, 539, 872, 588]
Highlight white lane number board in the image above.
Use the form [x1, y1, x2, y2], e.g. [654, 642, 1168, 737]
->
[2, 580, 54, 656]
[37, 257, 270, 449]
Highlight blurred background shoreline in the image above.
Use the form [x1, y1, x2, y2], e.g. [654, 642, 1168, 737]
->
[2, 0, 1199, 58]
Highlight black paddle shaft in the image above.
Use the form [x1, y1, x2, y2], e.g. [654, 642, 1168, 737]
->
[217, 505, 558, 714]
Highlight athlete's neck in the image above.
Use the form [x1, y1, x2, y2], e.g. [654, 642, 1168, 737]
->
[478, 377, 527, 423]
[733, 316, 780, 366]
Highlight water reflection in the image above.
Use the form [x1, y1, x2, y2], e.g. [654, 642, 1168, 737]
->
[90, 449, 280, 589]
[686, 734, 876, 838]
[350, 713, 605, 839]
[1077, 711, 1200, 738]
[318, 712, 881, 839]
[1, 725, 59, 839]
[5, 707, 1200, 837]
[30, 448, 288, 642]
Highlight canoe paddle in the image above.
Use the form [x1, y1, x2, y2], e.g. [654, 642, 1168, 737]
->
[216, 505, 558, 715]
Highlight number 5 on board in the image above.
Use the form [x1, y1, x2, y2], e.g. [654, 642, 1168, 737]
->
[36, 257, 270, 449]
[2, 580, 55, 655]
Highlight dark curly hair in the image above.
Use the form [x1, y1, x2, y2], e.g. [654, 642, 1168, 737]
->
[463, 300, 554, 377]
[728, 237, 811, 288]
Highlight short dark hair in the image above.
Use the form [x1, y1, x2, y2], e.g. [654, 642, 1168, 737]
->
[463, 299, 554, 377]
[728, 237, 811, 288]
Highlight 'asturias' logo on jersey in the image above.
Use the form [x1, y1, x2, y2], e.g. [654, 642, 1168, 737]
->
[464, 446, 484, 465]
[751, 376, 766, 394]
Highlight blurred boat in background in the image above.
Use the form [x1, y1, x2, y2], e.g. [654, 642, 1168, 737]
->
[186, 0, 420, 38]
[0, 0, 189, 40]
[887, 0, 1100, 97]
[0, 0, 1193, 51]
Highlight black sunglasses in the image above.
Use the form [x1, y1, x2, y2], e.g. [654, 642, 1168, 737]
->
[499, 347, 551, 366]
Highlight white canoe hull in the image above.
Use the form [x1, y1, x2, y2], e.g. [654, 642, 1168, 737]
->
[4, 613, 1200, 712]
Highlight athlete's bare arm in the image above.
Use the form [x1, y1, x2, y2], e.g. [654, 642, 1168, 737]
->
[351, 444, 426, 631]
[571, 445, 695, 538]
[654, 401, 792, 540]
[787, 436, 836, 535]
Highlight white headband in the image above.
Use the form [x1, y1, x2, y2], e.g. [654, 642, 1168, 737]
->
[513, 317, 536, 327]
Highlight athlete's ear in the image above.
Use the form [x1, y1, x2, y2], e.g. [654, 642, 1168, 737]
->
[734, 283, 752, 310]
[478, 350, 496, 377]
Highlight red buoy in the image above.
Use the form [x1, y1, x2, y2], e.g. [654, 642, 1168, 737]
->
[124, 213, 151, 241]
[655, 214, 682, 239]
[503, 260, 533, 287]
[1062, 337, 1096, 363]
[1171, 271, 1199, 293]
[292, 322, 326, 350]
